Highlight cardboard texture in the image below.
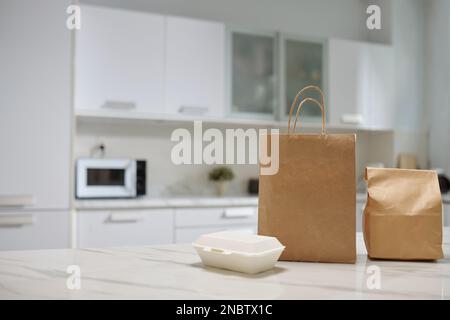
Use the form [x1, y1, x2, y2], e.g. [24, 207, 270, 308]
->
[258, 86, 356, 263]
[363, 167, 443, 260]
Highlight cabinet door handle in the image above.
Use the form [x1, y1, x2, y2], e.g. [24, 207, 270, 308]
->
[0, 214, 35, 227]
[340, 113, 363, 125]
[102, 101, 137, 110]
[0, 195, 35, 208]
[178, 105, 209, 115]
[107, 212, 143, 223]
[222, 208, 255, 219]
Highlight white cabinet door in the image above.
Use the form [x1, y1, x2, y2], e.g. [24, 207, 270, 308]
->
[174, 207, 258, 243]
[328, 39, 394, 129]
[175, 207, 257, 228]
[328, 39, 369, 127]
[366, 44, 395, 130]
[75, 5, 165, 114]
[356, 201, 365, 233]
[165, 16, 225, 117]
[444, 204, 450, 227]
[0, 210, 70, 251]
[0, 0, 71, 209]
[176, 225, 256, 244]
[77, 209, 174, 248]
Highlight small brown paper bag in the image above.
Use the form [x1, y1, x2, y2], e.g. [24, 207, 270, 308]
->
[363, 167, 443, 260]
[258, 86, 356, 263]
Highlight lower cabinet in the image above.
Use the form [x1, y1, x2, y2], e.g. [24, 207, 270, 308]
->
[174, 207, 258, 243]
[0, 210, 69, 251]
[356, 201, 365, 232]
[444, 204, 450, 227]
[76, 206, 258, 247]
[77, 209, 174, 248]
[176, 225, 256, 243]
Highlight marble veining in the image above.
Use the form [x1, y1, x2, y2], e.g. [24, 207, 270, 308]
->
[0, 230, 449, 299]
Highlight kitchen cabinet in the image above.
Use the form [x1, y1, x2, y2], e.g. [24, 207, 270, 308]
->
[0, 211, 70, 251]
[280, 35, 326, 122]
[444, 204, 450, 227]
[356, 201, 365, 232]
[174, 207, 257, 243]
[228, 30, 276, 118]
[165, 16, 225, 117]
[77, 209, 174, 247]
[328, 38, 394, 129]
[75, 5, 165, 114]
[0, 0, 71, 210]
[176, 225, 256, 243]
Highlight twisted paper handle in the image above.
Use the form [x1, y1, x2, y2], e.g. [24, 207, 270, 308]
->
[287, 85, 326, 134]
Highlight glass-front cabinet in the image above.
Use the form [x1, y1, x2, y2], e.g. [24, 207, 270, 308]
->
[228, 29, 327, 122]
[229, 30, 277, 118]
[281, 35, 326, 122]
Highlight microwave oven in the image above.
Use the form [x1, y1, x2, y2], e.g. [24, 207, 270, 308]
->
[76, 158, 146, 199]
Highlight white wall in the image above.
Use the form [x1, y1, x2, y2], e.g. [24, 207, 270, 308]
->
[425, 0, 450, 173]
[81, 0, 369, 41]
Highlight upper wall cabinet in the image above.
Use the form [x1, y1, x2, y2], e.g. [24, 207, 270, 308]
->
[328, 39, 394, 129]
[75, 5, 165, 114]
[280, 35, 326, 122]
[365, 44, 395, 130]
[165, 16, 225, 118]
[229, 30, 276, 118]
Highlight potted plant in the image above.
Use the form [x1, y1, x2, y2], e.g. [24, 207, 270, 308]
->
[208, 166, 234, 197]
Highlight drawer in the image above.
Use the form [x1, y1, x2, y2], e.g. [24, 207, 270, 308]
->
[175, 207, 257, 228]
[77, 209, 174, 248]
[0, 210, 69, 251]
[176, 224, 257, 243]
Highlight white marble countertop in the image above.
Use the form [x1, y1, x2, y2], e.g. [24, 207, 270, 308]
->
[75, 196, 259, 210]
[1, 230, 449, 299]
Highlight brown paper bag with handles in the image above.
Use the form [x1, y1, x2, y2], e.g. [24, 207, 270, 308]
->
[363, 167, 443, 260]
[258, 86, 356, 263]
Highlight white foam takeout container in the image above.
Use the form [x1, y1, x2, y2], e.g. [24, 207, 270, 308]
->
[193, 231, 285, 274]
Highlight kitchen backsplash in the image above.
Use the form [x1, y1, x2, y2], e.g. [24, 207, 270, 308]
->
[75, 120, 416, 198]
[75, 121, 260, 197]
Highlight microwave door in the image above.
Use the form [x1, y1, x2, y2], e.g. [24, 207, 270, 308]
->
[76, 159, 136, 198]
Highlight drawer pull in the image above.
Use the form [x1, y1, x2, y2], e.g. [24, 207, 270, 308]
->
[0, 214, 35, 227]
[222, 208, 255, 219]
[107, 212, 143, 223]
[178, 105, 209, 115]
[340, 113, 363, 125]
[102, 100, 137, 110]
[0, 195, 35, 207]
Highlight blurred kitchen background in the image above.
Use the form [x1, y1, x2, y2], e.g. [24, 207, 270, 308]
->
[1, 0, 449, 250]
